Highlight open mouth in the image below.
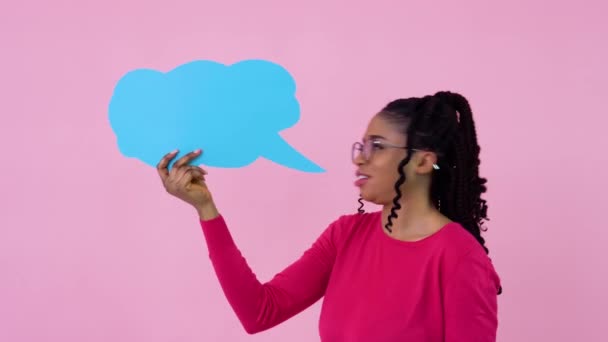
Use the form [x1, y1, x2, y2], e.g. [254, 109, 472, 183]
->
[355, 172, 370, 187]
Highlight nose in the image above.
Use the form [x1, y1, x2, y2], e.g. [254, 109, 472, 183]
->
[352, 150, 366, 166]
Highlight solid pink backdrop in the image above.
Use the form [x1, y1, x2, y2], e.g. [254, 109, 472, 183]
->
[1, 0, 606, 341]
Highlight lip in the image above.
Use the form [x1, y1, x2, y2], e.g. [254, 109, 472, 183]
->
[355, 171, 371, 187]
[356, 171, 370, 178]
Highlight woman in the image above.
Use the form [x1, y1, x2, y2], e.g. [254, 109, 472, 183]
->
[156, 91, 502, 341]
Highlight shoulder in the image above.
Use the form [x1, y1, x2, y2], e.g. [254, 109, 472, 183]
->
[443, 222, 485, 251]
[331, 211, 381, 234]
[439, 222, 487, 258]
[334, 211, 380, 227]
[440, 222, 501, 291]
[320, 211, 380, 246]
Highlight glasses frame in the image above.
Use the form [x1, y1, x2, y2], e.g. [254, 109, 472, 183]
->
[352, 139, 429, 163]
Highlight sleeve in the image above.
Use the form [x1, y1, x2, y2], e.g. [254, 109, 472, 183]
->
[444, 249, 501, 342]
[199, 214, 342, 334]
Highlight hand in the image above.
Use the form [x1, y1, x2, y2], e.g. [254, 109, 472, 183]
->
[157, 149, 215, 213]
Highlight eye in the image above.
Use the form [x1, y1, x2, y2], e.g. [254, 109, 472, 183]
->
[371, 140, 385, 150]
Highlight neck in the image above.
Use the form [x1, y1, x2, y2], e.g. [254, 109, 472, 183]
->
[381, 190, 446, 239]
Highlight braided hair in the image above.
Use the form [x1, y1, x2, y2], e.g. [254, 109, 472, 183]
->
[358, 91, 501, 294]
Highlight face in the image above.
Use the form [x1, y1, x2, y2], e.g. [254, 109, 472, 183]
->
[353, 114, 436, 205]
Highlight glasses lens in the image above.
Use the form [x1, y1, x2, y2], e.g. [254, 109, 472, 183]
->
[352, 142, 362, 162]
[363, 140, 372, 160]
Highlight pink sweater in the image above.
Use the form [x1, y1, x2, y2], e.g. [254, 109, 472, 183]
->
[200, 211, 501, 341]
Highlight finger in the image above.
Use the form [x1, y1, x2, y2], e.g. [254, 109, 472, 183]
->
[168, 157, 193, 180]
[177, 169, 194, 188]
[168, 150, 201, 180]
[190, 173, 209, 192]
[171, 158, 207, 184]
[190, 169, 207, 182]
[173, 149, 203, 169]
[178, 168, 206, 189]
[157, 150, 179, 182]
[170, 162, 188, 180]
[182, 167, 207, 185]
[190, 165, 208, 175]
[174, 165, 197, 184]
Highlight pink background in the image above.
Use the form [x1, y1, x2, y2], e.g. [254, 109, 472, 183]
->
[1, 0, 606, 341]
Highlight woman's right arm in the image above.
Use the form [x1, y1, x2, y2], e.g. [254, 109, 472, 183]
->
[156, 150, 341, 334]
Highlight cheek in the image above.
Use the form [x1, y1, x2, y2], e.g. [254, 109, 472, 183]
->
[378, 171, 399, 190]
[378, 160, 403, 184]
[365, 162, 402, 196]
[371, 159, 413, 193]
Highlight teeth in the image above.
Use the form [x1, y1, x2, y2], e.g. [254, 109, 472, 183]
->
[358, 175, 369, 179]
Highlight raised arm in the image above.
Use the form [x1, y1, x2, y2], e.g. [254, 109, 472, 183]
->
[200, 214, 340, 334]
[156, 149, 340, 334]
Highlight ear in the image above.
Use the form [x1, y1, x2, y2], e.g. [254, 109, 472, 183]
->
[414, 151, 439, 175]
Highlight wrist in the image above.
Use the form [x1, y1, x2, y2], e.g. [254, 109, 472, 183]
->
[196, 203, 220, 221]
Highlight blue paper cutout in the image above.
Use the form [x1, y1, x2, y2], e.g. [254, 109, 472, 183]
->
[108, 59, 324, 172]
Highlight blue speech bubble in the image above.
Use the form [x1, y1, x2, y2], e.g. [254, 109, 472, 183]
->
[108, 59, 324, 173]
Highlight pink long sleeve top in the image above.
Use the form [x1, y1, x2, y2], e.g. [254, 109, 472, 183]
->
[199, 211, 501, 341]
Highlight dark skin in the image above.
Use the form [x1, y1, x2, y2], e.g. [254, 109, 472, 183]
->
[156, 149, 219, 220]
[158, 115, 451, 241]
[352, 114, 451, 241]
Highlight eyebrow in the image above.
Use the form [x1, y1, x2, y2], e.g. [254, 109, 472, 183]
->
[363, 134, 387, 141]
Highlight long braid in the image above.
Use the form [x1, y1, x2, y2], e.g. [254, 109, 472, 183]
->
[435, 92, 489, 252]
[440, 92, 500, 294]
[385, 154, 412, 233]
[366, 91, 501, 295]
[357, 197, 365, 214]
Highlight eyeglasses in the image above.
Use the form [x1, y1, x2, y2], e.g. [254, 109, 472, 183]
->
[352, 139, 443, 170]
[352, 139, 421, 163]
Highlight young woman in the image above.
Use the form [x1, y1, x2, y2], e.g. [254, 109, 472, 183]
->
[156, 91, 502, 341]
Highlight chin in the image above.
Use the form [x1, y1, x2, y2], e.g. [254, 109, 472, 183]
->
[359, 191, 388, 206]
